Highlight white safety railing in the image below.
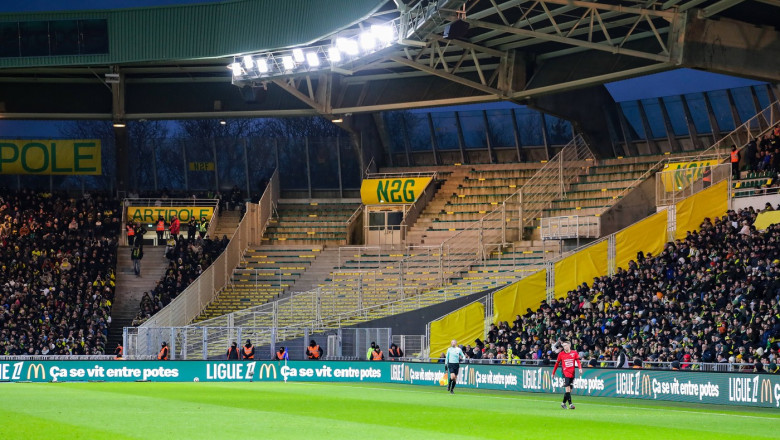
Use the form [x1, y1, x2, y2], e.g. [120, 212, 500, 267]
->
[512, 134, 596, 231]
[540, 215, 601, 240]
[697, 100, 780, 161]
[656, 163, 732, 206]
[138, 170, 278, 330]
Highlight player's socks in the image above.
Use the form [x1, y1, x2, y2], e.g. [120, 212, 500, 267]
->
[564, 392, 571, 404]
[451, 381, 456, 391]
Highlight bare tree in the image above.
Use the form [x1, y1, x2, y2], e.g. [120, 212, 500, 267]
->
[58, 120, 116, 191]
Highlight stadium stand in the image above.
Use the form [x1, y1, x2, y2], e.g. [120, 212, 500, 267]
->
[133, 236, 228, 326]
[0, 191, 120, 355]
[733, 129, 780, 197]
[263, 201, 360, 245]
[481, 206, 780, 372]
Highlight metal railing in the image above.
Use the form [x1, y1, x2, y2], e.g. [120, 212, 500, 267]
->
[515, 134, 596, 231]
[697, 100, 780, 161]
[656, 163, 731, 206]
[137, 170, 278, 331]
[125, 326, 391, 361]
[540, 215, 601, 240]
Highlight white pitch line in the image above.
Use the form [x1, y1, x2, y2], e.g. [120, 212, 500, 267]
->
[275, 382, 780, 421]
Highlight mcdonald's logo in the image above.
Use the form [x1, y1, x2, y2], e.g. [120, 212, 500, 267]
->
[468, 368, 476, 386]
[760, 379, 773, 404]
[256, 363, 277, 380]
[404, 365, 410, 382]
[26, 363, 46, 380]
[641, 375, 652, 397]
[542, 371, 551, 389]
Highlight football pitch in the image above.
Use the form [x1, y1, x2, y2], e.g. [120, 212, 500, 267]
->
[1, 382, 778, 439]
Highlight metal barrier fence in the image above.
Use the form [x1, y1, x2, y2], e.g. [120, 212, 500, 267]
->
[697, 100, 780, 161]
[137, 169, 278, 330]
[392, 335, 427, 358]
[656, 163, 731, 206]
[540, 215, 601, 240]
[125, 327, 390, 361]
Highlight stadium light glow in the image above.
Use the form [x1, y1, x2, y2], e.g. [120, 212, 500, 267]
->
[242, 55, 254, 70]
[292, 48, 305, 63]
[282, 56, 295, 71]
[306, 52, 320, 67]
[328, 47, 342, 63]
[371, 24, 394, 44]
[257, 58, 269, 73]
[231, 18, 402, 83]
[359, 32, 375, 51]
[337, 37, 359, 56]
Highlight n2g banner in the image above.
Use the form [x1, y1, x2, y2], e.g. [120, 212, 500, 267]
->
[660, 159, 719, 192]
[0, 139, 101, 175]
[2, 360, 779, 409]
[360, 177, 432, 204]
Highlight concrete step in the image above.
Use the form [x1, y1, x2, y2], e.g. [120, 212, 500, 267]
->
[108, 245, 168, 349]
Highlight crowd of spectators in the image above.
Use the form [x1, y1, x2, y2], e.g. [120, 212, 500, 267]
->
[464, 205, 780, 373]
[745, 127, 780, 173]
[133, 234, 228, 325]
[0, 190, 120, 356]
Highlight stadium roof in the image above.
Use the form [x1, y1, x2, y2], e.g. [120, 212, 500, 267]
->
[0, 0, 386, 68]
[0, 0, 776, 122]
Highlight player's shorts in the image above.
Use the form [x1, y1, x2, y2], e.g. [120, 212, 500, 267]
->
[447, 364, 460, 375]
[563, 375, 575, 387]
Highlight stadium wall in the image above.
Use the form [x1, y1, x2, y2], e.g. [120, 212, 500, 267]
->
[349, 290, 492, 335]
[598, 174, 658, 236]
[3, 360, 779, 409]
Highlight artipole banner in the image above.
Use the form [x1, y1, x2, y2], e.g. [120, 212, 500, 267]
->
[1, 360, 779, 409]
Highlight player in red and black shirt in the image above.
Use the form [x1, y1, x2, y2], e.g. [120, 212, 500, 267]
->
[552, 341, 582, 409]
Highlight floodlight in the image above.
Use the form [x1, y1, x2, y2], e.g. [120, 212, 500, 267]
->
[230, 62, 242, 76]
[242, 55, 254, 70]
[292, 48, 305, 63]
[328, 47, 342, 63]
[371, 24, 394, 44]
[306, 52, 320, 67]
[359, 32, 376, 51]
[336, 37, 359, 56]
[257, 58, 269, 73]
[282, 56, 295, 70]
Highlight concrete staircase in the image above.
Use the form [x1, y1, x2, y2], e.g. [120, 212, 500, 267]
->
[106, 245, 168, 350]
[211, 210, 241, 239]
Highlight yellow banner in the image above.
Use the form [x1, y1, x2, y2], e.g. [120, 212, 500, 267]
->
[429, 301, 484, 358]
[615, 211, 668, 271]
[754, 211, 780, 231]
[492, 270, 547, 324]
[554, 240, 608, 298]
[127, 206, 214, 224]
[189, 162, 215, 171]
[661, 159, 719, 192]
[360, 177, 432, 204]
[0, 139, 101, 175]
[674, 180, 728, 240]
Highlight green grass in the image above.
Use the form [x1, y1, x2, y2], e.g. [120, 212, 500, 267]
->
[1, 382, 778, 439]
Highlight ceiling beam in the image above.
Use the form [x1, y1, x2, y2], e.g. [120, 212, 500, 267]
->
[700, 0, 747, 17]
[467, 19, 671, 63]
[389, 55, 503, 96]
